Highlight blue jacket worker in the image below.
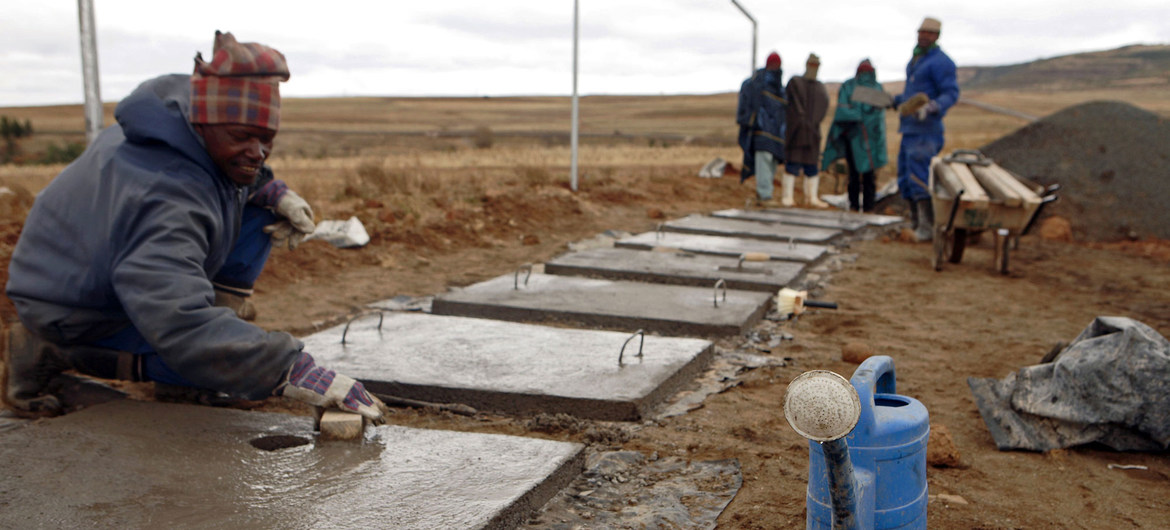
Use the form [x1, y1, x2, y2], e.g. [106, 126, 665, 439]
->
[891, 16, 959, 241]
[736, 51, 787, 207]
[3, 32, 390, 423]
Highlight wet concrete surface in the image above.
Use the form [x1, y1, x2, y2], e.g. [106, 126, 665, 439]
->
[0, 400, 584, 529]
[544, 247, 804, 292]
[709, 208, 870, 230]
[661, 214, 842, 243]
[431, 273, 773, 337]
[760, 207, 903, 226]
[300, 312, 714, 421]
[616, 231, 830, 263]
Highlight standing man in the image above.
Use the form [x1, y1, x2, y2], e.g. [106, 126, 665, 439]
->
[736, 51, 787, 207]
[892, 17, 959, 241]
[783, 53, 830, 208]
[4, 31, 389, 423]
[822, 59, 888, 212]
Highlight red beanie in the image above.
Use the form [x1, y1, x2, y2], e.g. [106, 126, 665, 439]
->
[857, 59, 875, 74]
[765, 52, 781, 70]
[189, 31, 290, 131]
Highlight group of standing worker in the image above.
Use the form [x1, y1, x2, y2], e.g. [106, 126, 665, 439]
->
[737, 16, 959, 242]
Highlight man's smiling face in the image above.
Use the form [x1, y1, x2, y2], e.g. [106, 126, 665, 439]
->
[196, 123, 276, 186]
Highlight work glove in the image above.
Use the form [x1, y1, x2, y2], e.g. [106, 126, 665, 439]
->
[899, 92, 930, 117]
[275, 351, 390, 425]
[264, 190, 316, 250]
[916, 100, 941, 121]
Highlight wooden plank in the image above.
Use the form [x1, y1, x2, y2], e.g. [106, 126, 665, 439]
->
[947, 162, 990, 203]
[988, 164, 1042, 206]
[970, 165, 1022, 207]
[932, 160, 964, 197]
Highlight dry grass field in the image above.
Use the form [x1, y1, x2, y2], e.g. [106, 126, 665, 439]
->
[1, 82, 1168, 528]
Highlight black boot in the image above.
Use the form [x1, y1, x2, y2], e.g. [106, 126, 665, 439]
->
[908, 198, 919, 230]
[3, 324, 140, 417]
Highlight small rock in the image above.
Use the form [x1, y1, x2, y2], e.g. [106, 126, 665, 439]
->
[931, 493, 969, 505]
[647, 207, 665, 219]
[841, 342, 876, 364]
[521, 234, 541, 245]
[927, 423, 964, 468]
[1038, 216, 1073, 241]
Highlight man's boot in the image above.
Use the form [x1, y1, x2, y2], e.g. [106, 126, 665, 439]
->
[214, 285, 257, 321]
[3, 324, 139, 417]
[914, 200, 934, 242]
[908, 198, 919, 231]
[780, 174, 796, 207]
[805, 176, 829, 208]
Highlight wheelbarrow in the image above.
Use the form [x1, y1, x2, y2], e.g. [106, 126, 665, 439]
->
[928, 149, 1059, 274]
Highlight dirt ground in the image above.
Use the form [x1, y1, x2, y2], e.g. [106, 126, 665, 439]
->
[2, 90, 1169, 527]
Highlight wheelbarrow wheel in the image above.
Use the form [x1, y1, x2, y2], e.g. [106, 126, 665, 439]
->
[947, 229, 967, 263]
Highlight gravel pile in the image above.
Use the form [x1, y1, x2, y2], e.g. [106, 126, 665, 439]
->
[980, 101, 1170, 241]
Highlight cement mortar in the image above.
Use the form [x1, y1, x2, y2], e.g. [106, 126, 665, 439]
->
[661, 214, 842, 243]
[431, 273, 773, 337]
[616, 232, 829, 263]
[300, 312, 714, 421]
[544, 247, 804, 292]
[0, 400, 584, 529]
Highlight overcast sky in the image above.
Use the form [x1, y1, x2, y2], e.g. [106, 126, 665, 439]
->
[1, 1, 1166, 107]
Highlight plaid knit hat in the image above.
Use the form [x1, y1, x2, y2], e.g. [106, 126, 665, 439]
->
[189, 31, 290, 130]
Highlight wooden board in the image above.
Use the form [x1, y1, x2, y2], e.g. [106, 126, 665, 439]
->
[988, 164, 1042, 207]
[946, 162, 991, 205]
[970, 165, 1023, 207]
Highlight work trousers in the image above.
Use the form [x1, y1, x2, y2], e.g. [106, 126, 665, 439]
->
[843, 140, 876, 212]
[755, 151, 779, 200]
[896, 133, 943, 202]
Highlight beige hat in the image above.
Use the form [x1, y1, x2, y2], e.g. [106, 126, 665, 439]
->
[807, 53, 820, 65]
[919, 17, 942, 33]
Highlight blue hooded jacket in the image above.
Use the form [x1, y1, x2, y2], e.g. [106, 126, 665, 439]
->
[5, 74, 300, 399]
[893, 46, 959, 136]
[736, 67, 786, 181]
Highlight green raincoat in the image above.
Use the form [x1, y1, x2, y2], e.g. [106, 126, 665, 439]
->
[821, 72, 888, 174]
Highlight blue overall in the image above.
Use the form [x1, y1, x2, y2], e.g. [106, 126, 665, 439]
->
[892, 46, 959, 202]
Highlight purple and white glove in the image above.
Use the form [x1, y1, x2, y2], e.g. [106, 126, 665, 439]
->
[275, 352, 389, 424]
[263, 190, 316, 251]
[916, 100, 941, 121]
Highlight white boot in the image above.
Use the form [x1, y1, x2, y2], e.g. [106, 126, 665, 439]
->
[805, 176, 829, 208]
[780, 174, 796, 207]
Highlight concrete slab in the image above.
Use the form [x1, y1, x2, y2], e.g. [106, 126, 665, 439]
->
[544, 247, 803, 292]
[710, 208, 869, 231]
[767, 207, 904, 226]
[616, 231, 829, 263]
[431, 273, 772, 337]
[300, 312, 714, 421]
[661, 214, 842, 243]
[0, 400, 584, 530]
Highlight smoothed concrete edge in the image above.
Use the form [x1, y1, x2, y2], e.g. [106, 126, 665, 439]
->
[660, 224, 841, 244]
[364, 380, 640, 421]
[635, 341, 717, 419]
[484, 442, 586, 530]
[431, 300, 747, 337]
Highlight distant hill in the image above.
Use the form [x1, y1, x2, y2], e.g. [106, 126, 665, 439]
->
[958, 44, 1170, 90]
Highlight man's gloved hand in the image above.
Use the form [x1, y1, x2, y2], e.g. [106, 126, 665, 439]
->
[916, 100, 941, 121]
[264, 190, 316, 250]
[899, 92, 930, 117]
[275, 351, 390, 424]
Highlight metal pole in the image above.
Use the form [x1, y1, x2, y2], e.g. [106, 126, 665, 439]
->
[77, 0, 104, 145]
[730, 0, 757, 74]
[570, 0, 580, 192]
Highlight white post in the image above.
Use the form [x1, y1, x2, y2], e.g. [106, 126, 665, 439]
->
[730, 0, 757, 74]
[77, 0, 103, 145]
[570, 0, 580, 192]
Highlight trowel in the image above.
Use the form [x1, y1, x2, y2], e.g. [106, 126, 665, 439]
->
[716, 252, 772, 275]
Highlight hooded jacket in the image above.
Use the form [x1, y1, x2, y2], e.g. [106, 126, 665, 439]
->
[822, 72, 889, 174]
[736, 67, 787, 181]
[6, 74, 300, 399]
[784, 75, 830, 166]
[893, 46, 959, 136]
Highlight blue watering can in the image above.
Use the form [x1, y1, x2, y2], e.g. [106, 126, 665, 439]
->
[784, 355, 929, 529]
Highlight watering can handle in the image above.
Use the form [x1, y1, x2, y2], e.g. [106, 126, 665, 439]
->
[849, 356, 896, 436]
